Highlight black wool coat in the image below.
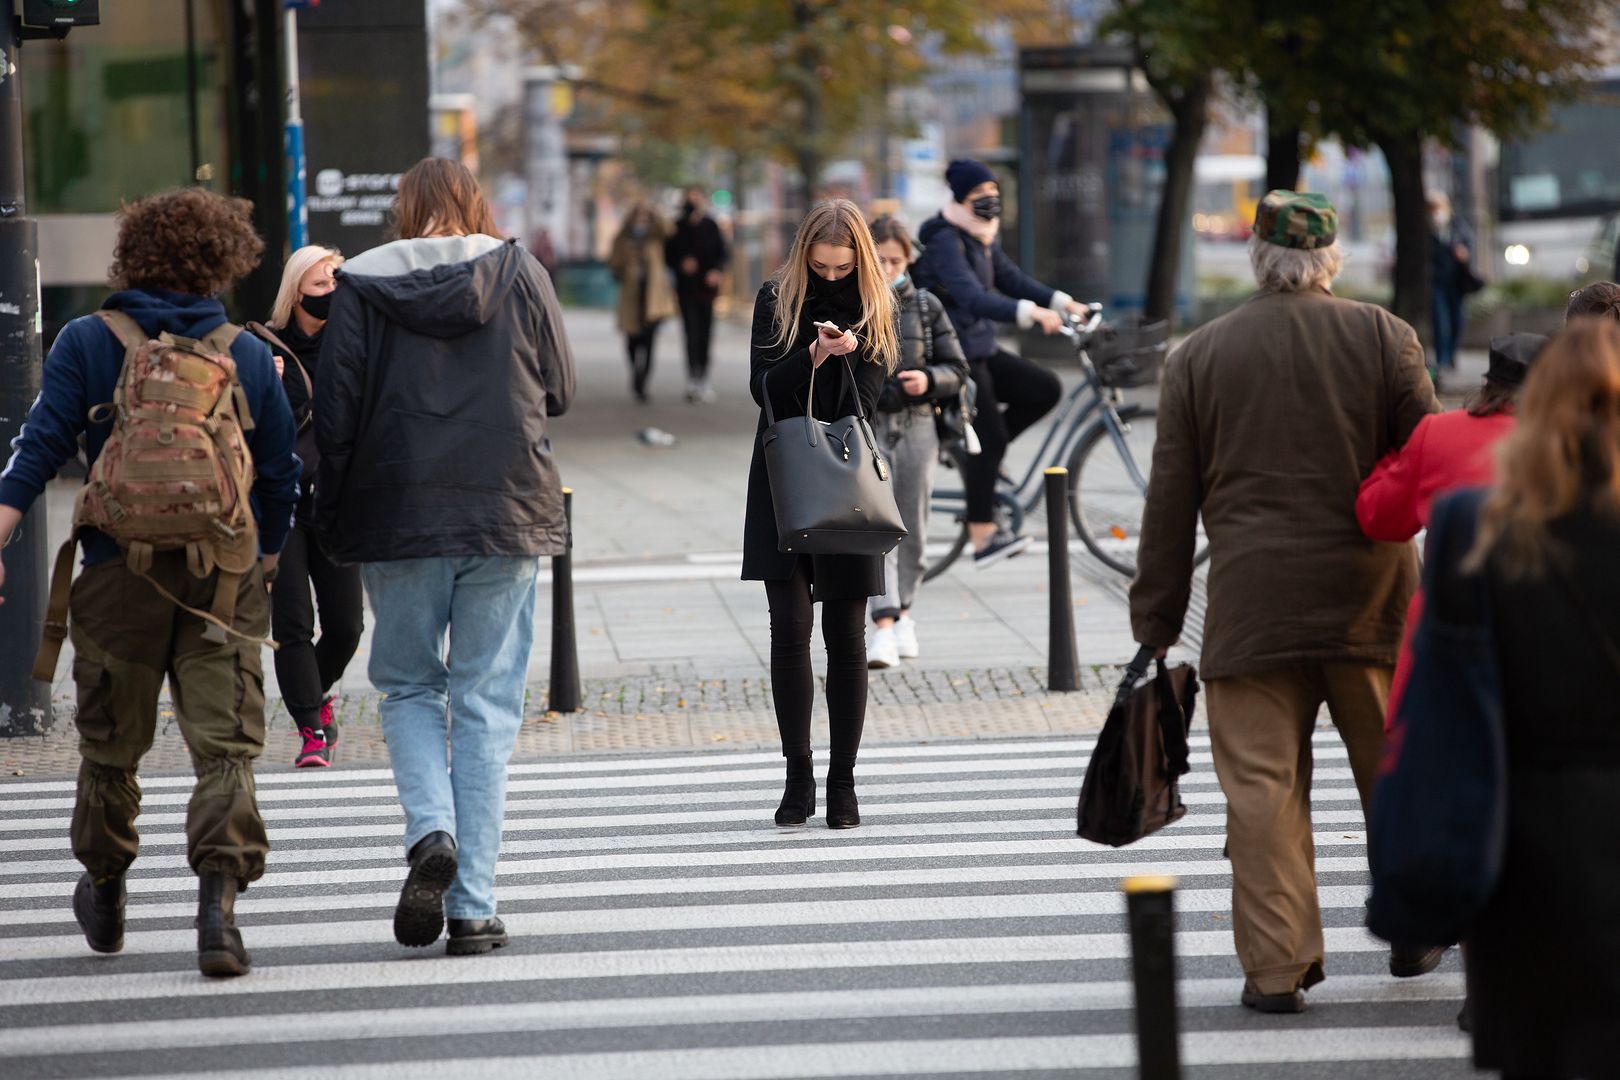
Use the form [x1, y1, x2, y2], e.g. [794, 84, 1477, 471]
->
[741, 280, 887, 600]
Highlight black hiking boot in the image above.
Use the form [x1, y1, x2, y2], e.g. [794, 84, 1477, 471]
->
[395, 831, 458, 947]
[73, 871, 126, 954]
[447, 916, 509, 956]
[196, 872, 251, 977]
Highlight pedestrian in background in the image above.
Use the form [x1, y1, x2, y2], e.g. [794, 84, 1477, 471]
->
[1566, 279, 1620, 322]
[912, 159, 1087, 567]
[865, 215, 968, 670]
[249, 245, 365, 769]
[609, 200, 676, 404]
[0, 188, 300, 977]
[1412, 318, 1620, 1079]
[1130, 191, 1439, 1014]
[666, 186, 730, 404]
[743, 199, 900, 829]
[316, 157, 576, 956]
[1428, 190, 1477, 382]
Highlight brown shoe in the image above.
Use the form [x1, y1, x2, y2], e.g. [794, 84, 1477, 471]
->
[1241, 983, 1306, 1014]
[1389, 943, 1449, 978]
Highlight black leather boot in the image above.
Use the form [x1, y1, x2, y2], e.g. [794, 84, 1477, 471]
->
[73, 871, 126, 954]
[395, 831, 458, 947]
[825, 752, 860, 829]
[774, 754, 816, 826]
[447, 916, 510, 956]
[196, 872, 250, 978]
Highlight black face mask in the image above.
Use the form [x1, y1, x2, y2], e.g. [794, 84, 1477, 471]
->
[807, 270, 857, 297]
[682, 200, 698, 218]
[298, 291, 333, 321]
[970, 195, 1002, 221]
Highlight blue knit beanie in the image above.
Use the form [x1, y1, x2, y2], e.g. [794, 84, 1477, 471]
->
[946, 159, 997, 203]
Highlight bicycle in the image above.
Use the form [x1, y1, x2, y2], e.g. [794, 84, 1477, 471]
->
[921, 303, 1211, 580]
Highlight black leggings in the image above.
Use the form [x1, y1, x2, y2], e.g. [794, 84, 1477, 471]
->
[270, 520, 365, 728]
[962, 347, 1063, 523]
[678, 292, 715, 382]
[626, 323, 659, 396]
[764, 559, 867, 759]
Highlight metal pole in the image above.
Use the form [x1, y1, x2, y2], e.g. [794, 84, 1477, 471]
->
[283, 5, 307, 250]
[1123, 875, 1183, 1080]
[0, 10, 52, 735]
[1044, 467, 1080, 692]
[547, 487, 580, 713]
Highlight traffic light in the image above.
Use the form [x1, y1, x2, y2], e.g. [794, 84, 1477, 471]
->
[20, 0, 100, 29]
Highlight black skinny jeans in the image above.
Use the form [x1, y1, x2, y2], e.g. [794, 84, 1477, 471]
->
[962, 347, 1064, 523]
[271, 519, 365, 729]
[764, 558, 867, 760]
[626, 324, 659, 395]
[678, 292, 716, 382]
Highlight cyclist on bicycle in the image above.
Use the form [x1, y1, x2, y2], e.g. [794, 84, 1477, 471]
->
[913, 158, 1090, 567]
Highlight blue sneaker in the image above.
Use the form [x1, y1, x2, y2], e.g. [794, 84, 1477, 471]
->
[973, 530, 1032, 569]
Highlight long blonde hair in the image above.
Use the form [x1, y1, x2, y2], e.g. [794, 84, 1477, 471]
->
[771, 200, 899, 372]
[1466, 317, 1620, 577]
[269, 245, 344, 329]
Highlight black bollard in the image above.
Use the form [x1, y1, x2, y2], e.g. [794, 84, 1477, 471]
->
[547, 487, 581, 713]
[1044, 467, 1080, 691]
[1123, 875, 1183, 1079]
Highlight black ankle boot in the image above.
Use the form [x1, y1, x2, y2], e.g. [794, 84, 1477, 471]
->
[73, 871, 126, 954]
[826, 753, 860, 829]
[395, 831, 458, 948]
[196, 872, 250, 978]
[775, 754, 816, 826]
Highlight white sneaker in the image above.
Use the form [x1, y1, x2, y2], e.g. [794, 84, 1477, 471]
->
[687, 380, 718, 404]
[894, 616, 920, 659]
[868, 625, 900, 669]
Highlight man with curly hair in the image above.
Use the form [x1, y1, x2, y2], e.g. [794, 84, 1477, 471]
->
[0, 187, 299, 977]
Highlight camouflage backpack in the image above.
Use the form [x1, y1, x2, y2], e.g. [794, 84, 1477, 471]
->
[33, 310, 270, 681]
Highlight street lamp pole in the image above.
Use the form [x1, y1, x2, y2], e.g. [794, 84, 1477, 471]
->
[284, 2, 308, 250]
[0, 4, 50, 734]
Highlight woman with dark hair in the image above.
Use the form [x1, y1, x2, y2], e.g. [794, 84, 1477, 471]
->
[864, 215, 968, 669]
[1566, 280, 1620, 322]
[1357, 332, 1547, 721]
[316, 157, 577, 957]
[1408, 318, 1620, 1078]
[744, 199, 899, 829]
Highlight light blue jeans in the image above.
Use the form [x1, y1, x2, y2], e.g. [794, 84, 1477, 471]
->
[363, 555, 540, 919]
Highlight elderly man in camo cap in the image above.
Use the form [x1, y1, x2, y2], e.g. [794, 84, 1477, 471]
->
[1130, 191, 1439, 1014]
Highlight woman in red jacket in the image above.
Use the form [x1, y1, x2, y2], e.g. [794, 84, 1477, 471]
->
[1357, 333, 1546, 719]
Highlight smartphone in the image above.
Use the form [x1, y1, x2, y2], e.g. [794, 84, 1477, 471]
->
[813, 320, 842, 334]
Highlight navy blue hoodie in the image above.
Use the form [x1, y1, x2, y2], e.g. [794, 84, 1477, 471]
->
[0, 289, 300, 567]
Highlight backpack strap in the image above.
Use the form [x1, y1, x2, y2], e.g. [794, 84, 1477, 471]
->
[201, 322, 242, 356]
[31, 533, 82, 683]
[94, 310, 148, 353]
[246, 321, 314, 430]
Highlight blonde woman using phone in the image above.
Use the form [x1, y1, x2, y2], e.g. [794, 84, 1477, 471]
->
[742, 200, 900, 829]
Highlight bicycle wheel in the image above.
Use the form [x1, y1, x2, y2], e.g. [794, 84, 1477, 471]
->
[1067, 404, 1209, 577]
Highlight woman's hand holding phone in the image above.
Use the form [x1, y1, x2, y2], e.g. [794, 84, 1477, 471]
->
[813, 320, 857, 367]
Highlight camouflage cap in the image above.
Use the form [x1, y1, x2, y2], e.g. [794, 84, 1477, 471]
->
[1253, 190, 1338, 250]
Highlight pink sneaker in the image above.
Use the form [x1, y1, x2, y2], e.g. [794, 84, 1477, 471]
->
[318, 696, 340, 749]
[294, 726, 331, 768]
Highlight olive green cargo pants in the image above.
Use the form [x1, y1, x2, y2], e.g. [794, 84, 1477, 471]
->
[67, 551, 271, 884]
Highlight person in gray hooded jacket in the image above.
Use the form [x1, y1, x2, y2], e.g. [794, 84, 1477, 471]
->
[315, 158, 575, 958]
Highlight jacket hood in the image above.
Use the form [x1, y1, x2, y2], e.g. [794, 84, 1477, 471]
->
[337, 235, 520, 338]
[102, 289, 231, 340]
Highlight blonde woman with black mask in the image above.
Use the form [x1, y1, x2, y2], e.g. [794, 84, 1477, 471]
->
[742, 200, 900, 829]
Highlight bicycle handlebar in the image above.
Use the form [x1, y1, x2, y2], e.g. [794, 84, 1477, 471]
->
[1057, 304, 1105, 343]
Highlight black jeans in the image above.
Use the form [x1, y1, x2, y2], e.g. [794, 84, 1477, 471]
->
[678, 292, 716, 382]
[271, 520, 364, 728]
[764, 559, 867, 759]
[626, 323, 659, 398]
[962, 348, 1063, 523]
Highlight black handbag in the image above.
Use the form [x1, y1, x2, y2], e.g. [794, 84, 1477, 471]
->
[762, 354, 907, 557]
[1076, 645, 1199, 846]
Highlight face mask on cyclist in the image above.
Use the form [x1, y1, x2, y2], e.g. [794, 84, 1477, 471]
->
[969, 195, 1001, 221]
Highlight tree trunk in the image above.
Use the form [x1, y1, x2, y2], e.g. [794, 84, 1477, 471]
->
[1377, 130, 1429, 331]
[1144, 76, 1210, 324]
[1265, 116, 1301, 193]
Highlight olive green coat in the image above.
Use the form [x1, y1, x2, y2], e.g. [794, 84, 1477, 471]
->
[1129, 288, 1440, 680]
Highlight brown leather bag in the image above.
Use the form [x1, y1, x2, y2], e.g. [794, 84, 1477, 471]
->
[1076, 647, 1199, 847]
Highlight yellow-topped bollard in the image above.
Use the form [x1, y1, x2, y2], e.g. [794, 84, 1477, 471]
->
[1122, 874, 1182, 1078]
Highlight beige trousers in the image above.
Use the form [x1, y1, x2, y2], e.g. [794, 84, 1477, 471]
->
[1204, 663, 1389, 994]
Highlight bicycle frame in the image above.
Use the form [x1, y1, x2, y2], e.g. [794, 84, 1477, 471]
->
[930, 309, 1138, 519]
